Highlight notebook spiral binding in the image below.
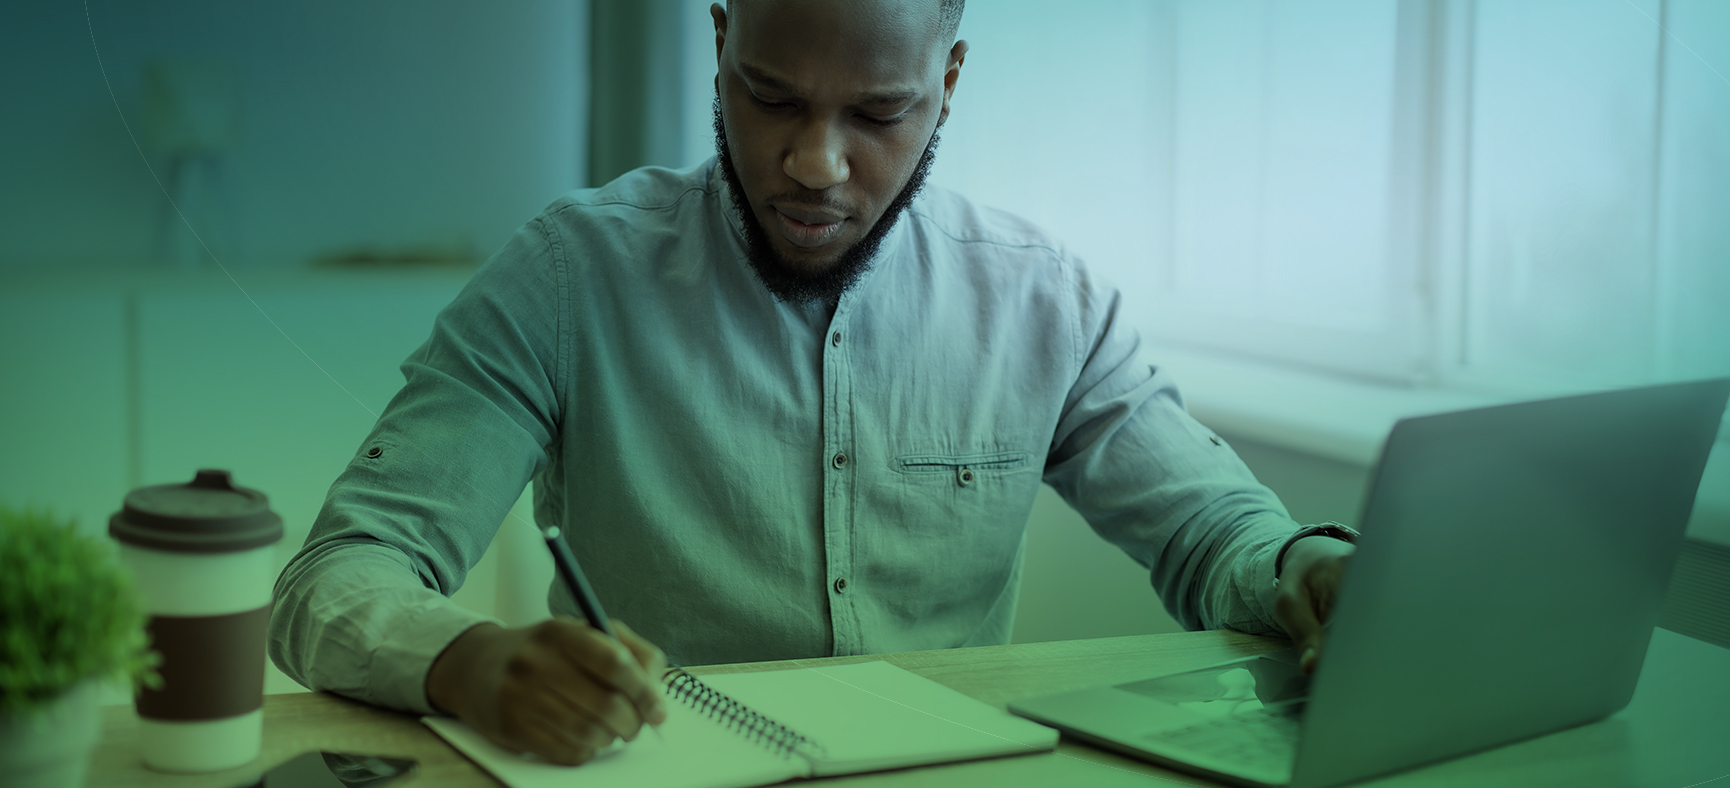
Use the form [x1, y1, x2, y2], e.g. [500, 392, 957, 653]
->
[663, 668, 828, 761]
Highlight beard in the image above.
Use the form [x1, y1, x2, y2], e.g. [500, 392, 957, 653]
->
[713, 94, 941, 305]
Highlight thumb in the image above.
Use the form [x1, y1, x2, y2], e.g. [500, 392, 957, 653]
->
[611, 620, 668, 677]
[611, 620, 669, 724]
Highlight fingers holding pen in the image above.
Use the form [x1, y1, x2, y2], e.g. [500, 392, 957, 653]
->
[544, 617, 667, 734]
[488, 624, 622, 745]
[538, 528, 669, 743]
[434, 618, 666, 765]
[613, 620, 670, 724]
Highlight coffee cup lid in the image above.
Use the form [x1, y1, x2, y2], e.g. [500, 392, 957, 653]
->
[109, 469, 284, 554]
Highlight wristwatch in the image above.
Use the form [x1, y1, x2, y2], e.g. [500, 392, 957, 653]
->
[1272, 522, 1361, 587]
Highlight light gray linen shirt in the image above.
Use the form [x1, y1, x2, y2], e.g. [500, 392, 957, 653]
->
[269, 157, 1305, 714]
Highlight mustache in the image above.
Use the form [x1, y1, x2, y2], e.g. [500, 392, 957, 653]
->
[763, 189, 857, 217]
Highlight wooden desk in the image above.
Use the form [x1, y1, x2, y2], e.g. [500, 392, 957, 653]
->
[87, 628, 1730, 788]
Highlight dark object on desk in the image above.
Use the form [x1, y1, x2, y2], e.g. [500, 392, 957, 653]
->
[1012, 377, 1730, 788]
[310, 242, 477, 269]
[229, 750, 416, 788]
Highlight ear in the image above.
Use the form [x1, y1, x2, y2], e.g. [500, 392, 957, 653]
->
[711, 3, 728, 66]
[938, 40, 968, 128]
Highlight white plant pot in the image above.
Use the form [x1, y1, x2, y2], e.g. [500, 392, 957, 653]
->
[0, 678, 103, 788]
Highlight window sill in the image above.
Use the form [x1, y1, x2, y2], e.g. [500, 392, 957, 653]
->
[1145, 343, 1730, 548]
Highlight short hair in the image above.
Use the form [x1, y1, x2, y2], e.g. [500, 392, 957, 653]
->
[726, 1, 965, 44]
[937, 0, 964, 42]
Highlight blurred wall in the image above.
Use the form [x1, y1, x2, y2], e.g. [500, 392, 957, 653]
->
[0, 0, 588, 699]
[0, 0, 586, 272]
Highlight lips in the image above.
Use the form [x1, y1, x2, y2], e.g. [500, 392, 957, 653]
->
[774, 206, 847, 248]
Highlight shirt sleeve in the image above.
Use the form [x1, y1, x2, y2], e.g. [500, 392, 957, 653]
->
[1040, 255, 1301, 637]
[268, 217, 565, 713]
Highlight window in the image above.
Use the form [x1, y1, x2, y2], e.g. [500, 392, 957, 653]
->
[674, 0, 1730, 395]
[1459, 0, 1730, 391]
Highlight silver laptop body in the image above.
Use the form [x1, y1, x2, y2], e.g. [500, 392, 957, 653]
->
[1010, 378, 1730, 788]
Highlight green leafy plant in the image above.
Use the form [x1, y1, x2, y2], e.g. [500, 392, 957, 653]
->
[0, 505, 160, 716]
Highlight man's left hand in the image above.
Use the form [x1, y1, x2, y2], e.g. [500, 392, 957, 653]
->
[1272, 536, 1356, 675]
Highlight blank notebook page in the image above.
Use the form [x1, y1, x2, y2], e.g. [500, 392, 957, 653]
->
[701, 660, 1059, 776]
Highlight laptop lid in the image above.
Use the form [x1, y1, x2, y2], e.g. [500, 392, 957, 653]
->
[1290, 378, 1730, 787]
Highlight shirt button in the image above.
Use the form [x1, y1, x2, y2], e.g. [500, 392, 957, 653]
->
[834, 577, 847, 593]
[832, 452, 849, 469]
[365, 446, 383, 459]
[831, 331, 842, 346]
[957, 466, 975, 487]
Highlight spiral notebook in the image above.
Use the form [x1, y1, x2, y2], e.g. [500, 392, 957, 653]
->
[422, 660, 1059, 788]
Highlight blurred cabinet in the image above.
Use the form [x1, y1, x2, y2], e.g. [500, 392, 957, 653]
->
[0, 286, 130, 538]
[133, 273, 472, 551]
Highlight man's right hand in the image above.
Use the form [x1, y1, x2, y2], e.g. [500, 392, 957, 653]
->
[425, 617, 669, 765]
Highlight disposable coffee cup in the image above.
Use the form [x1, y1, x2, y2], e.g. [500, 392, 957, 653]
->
[109, 469, 282, 773]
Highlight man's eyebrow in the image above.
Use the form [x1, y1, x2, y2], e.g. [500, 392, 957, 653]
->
[738, 61, 919, 106]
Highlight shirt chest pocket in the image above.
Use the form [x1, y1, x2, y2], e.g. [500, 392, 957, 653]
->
[877, 449, 1043, 553]
[894, 451, 1034, 487]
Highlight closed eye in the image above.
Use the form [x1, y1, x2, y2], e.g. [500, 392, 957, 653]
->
[748, 90, 904, 128]
[750, 94, 794, 112]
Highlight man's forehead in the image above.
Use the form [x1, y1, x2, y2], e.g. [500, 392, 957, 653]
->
[737, 60, 922, 106]
[726, 0, 948, 91]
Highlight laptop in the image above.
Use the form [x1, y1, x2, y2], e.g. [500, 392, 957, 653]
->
[1009, 378, 1730, 788]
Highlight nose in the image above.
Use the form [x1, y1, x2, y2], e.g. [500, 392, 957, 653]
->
[783, 119, 849, 191]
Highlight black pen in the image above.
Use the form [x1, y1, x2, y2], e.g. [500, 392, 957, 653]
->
[541, 526, 664, 740]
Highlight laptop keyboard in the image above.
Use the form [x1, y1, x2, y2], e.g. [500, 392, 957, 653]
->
[1144, 707, 1300, 774]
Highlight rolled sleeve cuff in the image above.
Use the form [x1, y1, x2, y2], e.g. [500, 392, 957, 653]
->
[1222, 519, 1302, 637]
[373, 598, 498, 715]
[1248, 534, 1287, 635]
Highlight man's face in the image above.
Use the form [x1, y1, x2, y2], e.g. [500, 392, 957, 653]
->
[711, 0, 966, 303]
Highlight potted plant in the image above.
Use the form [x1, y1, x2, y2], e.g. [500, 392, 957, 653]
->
[0, 505, 159, 788]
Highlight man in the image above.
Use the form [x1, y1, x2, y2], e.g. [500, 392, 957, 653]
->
[270, 0, 1355, 768]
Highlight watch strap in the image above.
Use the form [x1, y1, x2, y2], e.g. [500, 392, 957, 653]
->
[1273, 522, 1361, 585]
